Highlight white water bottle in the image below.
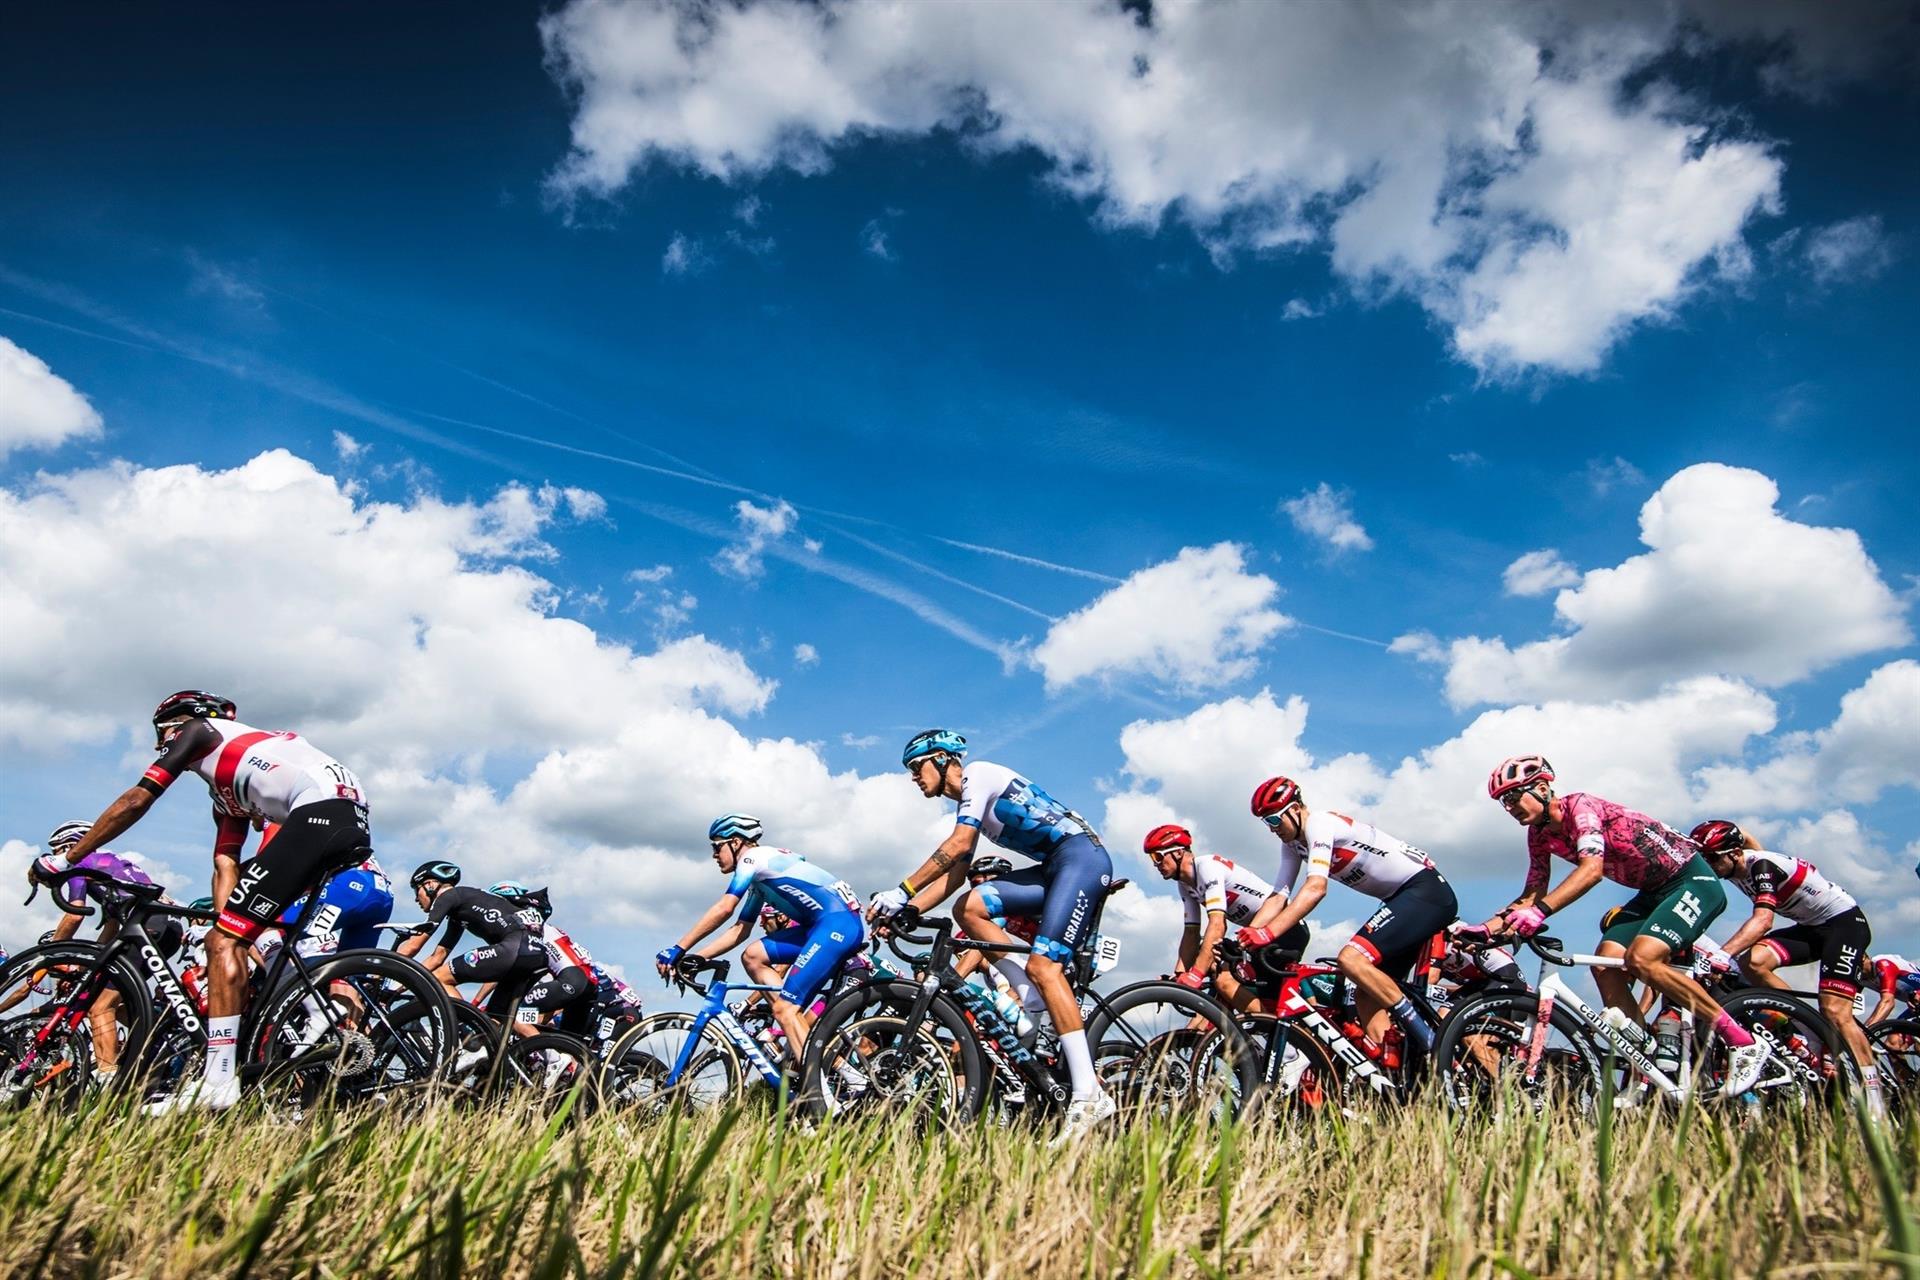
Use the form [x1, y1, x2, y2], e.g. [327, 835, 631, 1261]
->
[1600, 1006, 1650, 1050]
[967, 973, 1036, 1039]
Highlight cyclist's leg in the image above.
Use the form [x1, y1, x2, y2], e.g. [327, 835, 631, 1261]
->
[448, 935, 532, 1011]
[1740, 928, 1802, 990]
[962, 868, 1047, 1005]
[521, 966, 592, 1039]
[744, 928, 805, 985]
[1594, 899, 1656, 1022]
[1619, 857, 1733, 1026]
[1810, 911, 1875, 1072]
[1338, 869, 1456, 1047]
[770, 912, 864, 1058]
[1028, 835, 1113, 1099]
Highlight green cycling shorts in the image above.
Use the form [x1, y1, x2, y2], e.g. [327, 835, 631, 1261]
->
[1598, 853, 1726, 954]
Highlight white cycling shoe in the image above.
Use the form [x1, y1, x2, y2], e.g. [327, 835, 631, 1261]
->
[1719, 1041, 1770, 1099]
[144, 1076, 241, 1116]
[1049, 1088, 1117, 1147]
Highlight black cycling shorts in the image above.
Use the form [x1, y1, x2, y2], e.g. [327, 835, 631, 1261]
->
[523, 966, 593, 1024]
[1347, 868, 1459, 982]
[1760, 908, 1872, 996]
[216, 799, 370, 943]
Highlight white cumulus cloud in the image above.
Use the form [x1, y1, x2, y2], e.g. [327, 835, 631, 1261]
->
[0, 337, 103, 459]
[1282, 483, 1373, 555]
[1502, 549, 1581, 598]
[1031, 543, 1291, 692]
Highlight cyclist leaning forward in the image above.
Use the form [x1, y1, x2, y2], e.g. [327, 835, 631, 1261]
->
[1142, 823, 1307, 1015]
[1238, 776, 1457, 1060]
[1692, 819, 1885, 1115]
[33, 690, 375, 1112]
[1477, 755, 1766, 1098]
[656, 814, 865, 1062]
[870, 730, 1118, 1139]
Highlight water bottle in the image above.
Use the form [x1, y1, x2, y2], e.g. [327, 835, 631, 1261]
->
[968, 974, 1035, 1039]
[1651, 1011, 1683, 1076]
[1600, 1006, 1651, 1052]
[181, 964, 208, 1014]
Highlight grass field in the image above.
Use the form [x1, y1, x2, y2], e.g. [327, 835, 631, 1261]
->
[1, 1092, 1916, 1279]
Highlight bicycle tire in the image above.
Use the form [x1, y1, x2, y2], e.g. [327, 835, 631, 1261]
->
[1716, 988, 1848, 1111]
[1867, 1018, 1920, 1116]
[597, 1011, 744, 1114]
[1237, 1015, 1345, 1118]
[800, 978, 988, 1125]
[1432, 987, 1604, 1114]
[0, 941, 154, 1106]
[1083, 980, 1259, 1121]
[495, 1031, 597, 1113]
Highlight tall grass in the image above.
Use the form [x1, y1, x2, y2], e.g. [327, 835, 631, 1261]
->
[0, 1093, 1913, 1278]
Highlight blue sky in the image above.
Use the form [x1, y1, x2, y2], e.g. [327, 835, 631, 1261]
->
[2, 1, 1916, 983]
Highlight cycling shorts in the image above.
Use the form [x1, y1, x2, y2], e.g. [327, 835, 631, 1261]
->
[524, 966, 595, 1030]
[450, 931, 545, 984]
[1599, 853, 1726, 955]
[217, 799, 371, 943]
[766, 910, 864, 1007]
[281, 869, 394, 955]
[981, 833, 1113, 962]
[1761, 908, 1872, 996]
[1346, 867, 1458, 981]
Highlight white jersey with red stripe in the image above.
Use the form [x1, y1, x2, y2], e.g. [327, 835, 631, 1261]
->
[541, 926, 594, 976]
[1274, 810, 1434, 901]
[145, 717, 364, 823]
[1729, 849, 1857, 926]
[1178, 854, 1275, 926]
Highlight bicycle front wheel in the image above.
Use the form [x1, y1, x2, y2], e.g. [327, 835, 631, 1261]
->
[495, 1032, 597, 1114]
[1868, 1019, 1920, 1117]
[1715, 989, 1848, 1111]
[1084, 981, 1258, 1123]
[0, 942, 153, 1108]
[1433, 989, 1603, 1115]
[597, 1012, 743, 1115]
[801, 979, 987, 1126]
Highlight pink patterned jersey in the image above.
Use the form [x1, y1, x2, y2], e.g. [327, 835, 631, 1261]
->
[1523, 792, 1696, 896]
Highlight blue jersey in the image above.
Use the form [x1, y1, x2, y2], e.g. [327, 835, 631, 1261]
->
[954, 760, 1098, 860]
[725, 847, 859, 926]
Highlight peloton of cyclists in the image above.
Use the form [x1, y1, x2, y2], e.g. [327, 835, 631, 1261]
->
[870, 730, 1118, 1139]
[1691, 819, 1885, 1115]
[1475, 755, 1768, 1098]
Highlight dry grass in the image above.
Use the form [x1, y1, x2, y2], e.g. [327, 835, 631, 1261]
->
[0, 1091, 1915, 1278]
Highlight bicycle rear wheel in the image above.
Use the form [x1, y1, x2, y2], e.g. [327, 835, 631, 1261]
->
[1084, 981, 1258, 1122]
[1433, 989, 1603, 1114]
[0, 943, 152, 1107]
[801, 979, 987, 1126]
[1238, 1016, 1344, 1119]
[1868, 1019, 1920, 1117]
[495, 1032, 596, 1113]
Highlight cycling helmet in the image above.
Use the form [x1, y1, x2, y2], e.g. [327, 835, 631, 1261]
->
[1690, 820, 1746, 855]
[1487, 754, 1555, 800]
[1250, 776, 1303, 822]
[489, 880, 531, 898]
[902, 729, 967, 767]
[1142, 824, 1193, 855]
[151, 690, 237, 745]
[410, 860, 462, 891]
[188, 896, 216, 912]
[707, 813, 763, 844]
[758, 905, 794, 933]
[45, 820, 91, 852]
[967, 855, 1015, 881]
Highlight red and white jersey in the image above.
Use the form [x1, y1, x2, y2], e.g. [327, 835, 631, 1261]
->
[1275, 810, 1434, 901]
[1178, 854, 1275, 927]
[541, 927, 594, 977]
[144, 717, 364, 823]
[1729, 849, 1857, 926]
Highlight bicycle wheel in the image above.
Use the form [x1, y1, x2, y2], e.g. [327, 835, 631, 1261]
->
[495, 1032, 596, 1113]
[1868, 1019, 1920, 1116]
[1238, 1016, 1344, 1118]
[1084, 981, 1258, 1122]
[1433, 989, 1603, 1114]
[448, 1002, 506, 1100]
[0, 943, 152, 1107]
[597, 1012, 743, 1114]
[1713, 989, 1847, 1111]
[248, 951, 456, 1117]
[800, 979, 987, 1126]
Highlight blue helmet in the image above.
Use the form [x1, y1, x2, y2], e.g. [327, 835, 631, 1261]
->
[489, 880, 531, 898]
[902, 729, 967, 768]
[707, 813, 764, 843]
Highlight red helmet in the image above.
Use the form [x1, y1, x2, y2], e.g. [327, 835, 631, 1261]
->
[1487, 755, 1554, 800]
[1142, 824, 1193, 856]
[1250, 776, 1302, 821]
[1690, 820, 1745, 854]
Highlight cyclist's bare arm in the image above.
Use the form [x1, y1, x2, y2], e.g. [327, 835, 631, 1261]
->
[1249, 876, 1321, 937]
[1193, 911, 1229, 973]
[902, 825, 979, 914]
[58, 786, 158, 863]
[672, 894, 743, 956]
[1176, 923, 1201, 973]
[693, 917, 753, 962]
[212, 850, 242, 914]
[1717, 906, 1775, 961]
[1869, 987, 1898, 1026]
[1489, 857, 1605, 932]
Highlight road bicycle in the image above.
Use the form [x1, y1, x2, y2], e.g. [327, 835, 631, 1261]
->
[596, 955, 804, 1115]
[1434, 934, 1848, 1114]
[0, 862, 455, 1115]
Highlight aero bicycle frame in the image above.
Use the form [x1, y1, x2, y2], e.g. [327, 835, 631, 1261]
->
[662, 958, 790, 1090]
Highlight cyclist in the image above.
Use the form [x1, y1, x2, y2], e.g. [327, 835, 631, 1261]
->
[396, 862, 546, 1017]
[488, 881, 604, 1039]
[1238, 777, 1457, 1059]
[1692, 819, 1883, 1113]
[656, 814, 864, 1063]
[1142, 823, 1306, 1014]
[1478, 754, 1766, 1097]
[34, 691, 374, 1112]
[871, 730, 1117, 1138]
[1868, 955, 1920, 1027]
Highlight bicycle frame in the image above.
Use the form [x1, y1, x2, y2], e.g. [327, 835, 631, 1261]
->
[665, 970, 791, 1090]
[1529, 961, 1696, 1102]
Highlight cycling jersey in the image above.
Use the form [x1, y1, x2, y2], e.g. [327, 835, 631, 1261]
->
[540, 926, 595, 977]
[954, 761, 1099, 861]
[49, 849, 158, 909]
[726, 847, 859, 926]
[1178, 854, 1274, 926]
[1523, 793, 1693, 896]
[141, 717, 365, 825]
[275, 858, 394, 955]
[1274, 811, 1434, 901]
[589, 961, 642, 1009]
[423, 886, 544, 950]
[1875, 955, 1920, 998]
[1725, 849, 1858, 925]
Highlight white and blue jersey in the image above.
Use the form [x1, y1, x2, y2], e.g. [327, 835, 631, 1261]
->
[954, 760, 1099, 861]
[726, 847, 860, 926]
[277, 855, 394, 954]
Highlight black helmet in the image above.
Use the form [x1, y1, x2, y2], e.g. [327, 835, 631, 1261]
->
[152, 690, 237, 746]
[967, 855, 1015, 882]
[410, 860, 462, 892]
